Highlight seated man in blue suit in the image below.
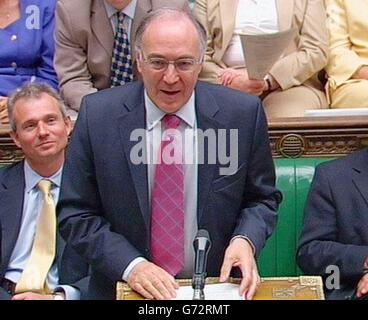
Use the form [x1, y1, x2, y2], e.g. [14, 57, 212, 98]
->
[298, 148, 368, 300]
[58, 8, 282, 300]
[0, 83, 88, 300]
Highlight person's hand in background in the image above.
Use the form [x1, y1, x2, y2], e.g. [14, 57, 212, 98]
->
[218, 68, 266, 96]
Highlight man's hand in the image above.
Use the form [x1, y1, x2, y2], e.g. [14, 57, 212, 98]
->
[127, 261, 179, 300]
[12, 292, 54, 300]
[356, 272, 368, 298]
[219, 238, 260, 300]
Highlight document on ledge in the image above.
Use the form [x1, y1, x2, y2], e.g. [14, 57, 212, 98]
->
[237, 28, 297, 80]
[174, 283, 245, 300]
[304, 108, 368, 117]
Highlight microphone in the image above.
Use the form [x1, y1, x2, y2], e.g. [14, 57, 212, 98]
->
[192, 229, 211, 300]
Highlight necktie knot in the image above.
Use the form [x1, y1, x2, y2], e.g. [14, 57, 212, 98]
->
[163, 115, 181, 130]
[116, 11, 125, 24]
[38, 179, 52, 196]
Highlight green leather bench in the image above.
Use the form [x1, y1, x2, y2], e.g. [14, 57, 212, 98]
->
[258, 158, 334, 277]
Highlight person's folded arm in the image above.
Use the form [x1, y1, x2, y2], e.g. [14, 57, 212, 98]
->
[192, 0, 225, 84]
[269, 0, 329, 90]
[325, 0, 366, 88]
[54, 1, 97, 111]
[35, 2, 58, 90]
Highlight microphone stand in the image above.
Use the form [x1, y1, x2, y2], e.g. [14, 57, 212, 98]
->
[191, 229, 211, 300]
[192, 272, 206, 300]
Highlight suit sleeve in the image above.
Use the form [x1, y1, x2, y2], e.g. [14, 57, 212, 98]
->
[54, 1, 97, 111]
[233, 99, 282, 257]
[269, 0, 328, 89]
[35, 1, 58, 90]
[193, 0, 224, 84]
[297, 165, 368, 280]
[57, 99, 143, 282]
[325, 0, 366, 88]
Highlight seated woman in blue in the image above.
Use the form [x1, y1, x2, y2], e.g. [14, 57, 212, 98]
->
[0, 0, 58, 123]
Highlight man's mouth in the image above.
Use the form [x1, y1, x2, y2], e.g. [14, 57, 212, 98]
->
[161, 89, 180, 96]
[37, 141, 55, 147]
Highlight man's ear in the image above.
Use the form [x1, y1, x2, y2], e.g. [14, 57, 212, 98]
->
[136, 52, 143, 74]
[64, 116, 72, 136]
[9, 130, 21, 149]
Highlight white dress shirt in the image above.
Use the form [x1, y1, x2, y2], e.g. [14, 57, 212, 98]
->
[103, 0, 137, 39]
[223, 0, 279, 68]
[123, 92, 199, 280]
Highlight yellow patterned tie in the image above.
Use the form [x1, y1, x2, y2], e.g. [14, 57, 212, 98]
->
[15, 180, 56, 294]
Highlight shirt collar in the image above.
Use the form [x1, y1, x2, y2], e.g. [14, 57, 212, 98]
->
[144, 91, 196, 131]
[24, 161, 63, 193]
[103, 0, 137, 20]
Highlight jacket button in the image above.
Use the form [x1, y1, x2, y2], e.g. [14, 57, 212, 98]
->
[11, 62, 17, 68]
[10, 34, 17, 41]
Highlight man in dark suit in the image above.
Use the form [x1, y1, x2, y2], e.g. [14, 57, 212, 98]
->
[297, 148, 368, 300]
[58, 8, 282, 300]
[54, 0, 189, 112]
[0, 83, 88, 300]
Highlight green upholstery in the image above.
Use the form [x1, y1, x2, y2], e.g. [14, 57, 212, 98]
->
[258, 158, 334, 277]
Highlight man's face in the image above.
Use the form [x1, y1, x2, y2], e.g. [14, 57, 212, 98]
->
[10, 93, 71, 167]
[105, 0, 131, 10]
[137, 17, 202, 113]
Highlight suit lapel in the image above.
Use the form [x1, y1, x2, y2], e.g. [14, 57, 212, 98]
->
[276, 0, 294, 31]
[91, 0, 114, 57]
[219, 0, 238, 53]
[118, 85, 150, 231]
[195, 83, 222, 223]
[0, 163, 25, 274]
[352, 157, 368, 206]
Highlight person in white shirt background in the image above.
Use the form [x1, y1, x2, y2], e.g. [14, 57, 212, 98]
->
[193, 0, 329, 118]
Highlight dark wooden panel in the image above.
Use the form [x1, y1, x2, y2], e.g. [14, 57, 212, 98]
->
[269, 116, 368, 158]
[2, 116, 368, 164]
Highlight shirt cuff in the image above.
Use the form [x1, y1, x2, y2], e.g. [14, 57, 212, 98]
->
[122, 257, 148, 282]
[55, 285, 80, 300]
[231, 235, 256, 256]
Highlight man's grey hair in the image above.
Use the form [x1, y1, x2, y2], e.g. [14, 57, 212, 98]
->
[135, 7, 207, 59]
[7, 82, 68, 131]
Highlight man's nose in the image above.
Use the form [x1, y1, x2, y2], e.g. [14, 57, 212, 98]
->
[37, 122, 49, 136]
[163, 63, 179, 84]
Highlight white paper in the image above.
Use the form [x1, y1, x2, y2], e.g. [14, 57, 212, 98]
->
[173, 283, 245, 300]
[237, 28, 297, 80]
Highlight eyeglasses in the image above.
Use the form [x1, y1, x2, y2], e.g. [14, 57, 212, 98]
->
[141, 55, 202, 72]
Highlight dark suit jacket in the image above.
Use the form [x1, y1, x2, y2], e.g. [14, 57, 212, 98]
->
[0, 162, 89, 300]
[57, 80, 282, 300]
[297, 148, 368, 299]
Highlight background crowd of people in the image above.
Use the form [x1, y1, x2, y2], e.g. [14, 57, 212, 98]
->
[1, 0, 367, 124]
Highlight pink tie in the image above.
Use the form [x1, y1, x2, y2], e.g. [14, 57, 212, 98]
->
[150, 114, 184, 275]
